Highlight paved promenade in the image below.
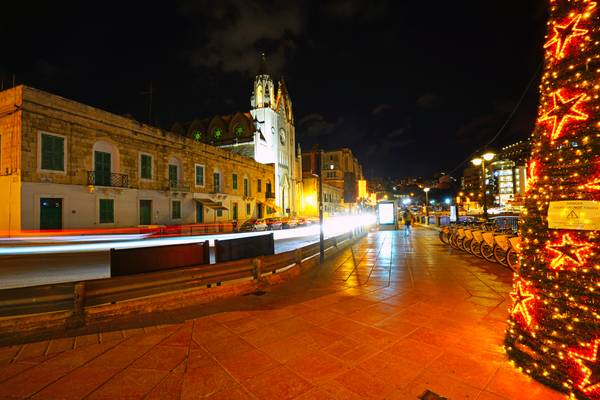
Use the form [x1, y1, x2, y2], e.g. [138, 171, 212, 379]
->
[0, 228, 563, 399]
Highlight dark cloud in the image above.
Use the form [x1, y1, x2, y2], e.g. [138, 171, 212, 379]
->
[181, 0, 305, 75]
[298, 113, 338, 138]
[371, 103, 393, 117]
[416, 92, 441, 110]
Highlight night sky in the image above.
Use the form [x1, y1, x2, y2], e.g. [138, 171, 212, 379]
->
[1, 0, 547, 178]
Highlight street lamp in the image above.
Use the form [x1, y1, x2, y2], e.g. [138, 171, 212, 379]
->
[423, 187, 430, 224]
[471, 151, 495, 220]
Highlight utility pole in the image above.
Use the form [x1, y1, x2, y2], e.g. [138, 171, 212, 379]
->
[318, 150, 325, 263]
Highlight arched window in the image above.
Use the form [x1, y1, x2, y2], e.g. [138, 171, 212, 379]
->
[256, 85, 263, 107]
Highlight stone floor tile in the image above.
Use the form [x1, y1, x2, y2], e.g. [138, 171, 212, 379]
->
[181, 361, 237, 399]
[159, 326, 193, 347]
[74, 333, 100, 348]
[32, 365, 120, 400]
[46, 337, 75, 355]
[15, 341, 49, 361]
[87, 367, 167, 400]
[145, 362, 186, 400]
[217, 349, 278, 380]
[259, 336, 318, 364]
[131, 345, 188, 371]
[45, 341, 119, 367]
[0, 361, 37, 383]
[206, 385, 255, 399]
[243, 365, 313, 400]
[99, 330, 124, 343]
[379, 337, 443, 366]
[0, 347, 20, 364]
[425, 350, 499, 389]
[404, 369, 482, 400]
[202, 334, 255, 356]
[334, 367, 396, 399]
[0, 363, 73, 398]
[220, 315, 266, 334]
[286, 350, 348, 384]
[299, 309, 340, 326]
[87, 344, 152, 368]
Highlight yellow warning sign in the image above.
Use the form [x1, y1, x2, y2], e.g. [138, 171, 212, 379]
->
[547, 200, 600, 230]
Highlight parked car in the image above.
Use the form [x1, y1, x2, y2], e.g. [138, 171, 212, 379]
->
[239, 219, 268, 232]
[265, 217, 283, 230]
[281, 217, 297, 229]
[296, 217, 311, 226]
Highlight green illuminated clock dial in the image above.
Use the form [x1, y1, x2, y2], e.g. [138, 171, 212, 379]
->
[213, 127, 223, 139]
[193, 130, 203, 141]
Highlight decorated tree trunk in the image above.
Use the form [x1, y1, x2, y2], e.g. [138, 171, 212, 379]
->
[504, 1, 600, 399]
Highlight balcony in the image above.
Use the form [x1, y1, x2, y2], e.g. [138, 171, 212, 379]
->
[168, 180, 191, 192]
[266, 191, 275, 199]
[87, 171, 129, 188]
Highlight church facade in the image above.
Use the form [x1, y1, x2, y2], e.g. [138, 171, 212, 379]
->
[172, 57, 302, 217]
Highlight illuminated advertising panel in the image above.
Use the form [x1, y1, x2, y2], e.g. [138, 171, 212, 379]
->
[378, 202, 395, 225]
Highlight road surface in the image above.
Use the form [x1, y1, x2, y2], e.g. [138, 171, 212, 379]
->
[0, 232, 322, 290]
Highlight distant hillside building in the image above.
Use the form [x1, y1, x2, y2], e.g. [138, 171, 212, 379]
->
[172, 54, 301, 216]
[499, 140, 531, 165]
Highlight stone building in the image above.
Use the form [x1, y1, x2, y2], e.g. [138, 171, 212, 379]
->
[172, 55, 302, 217]
[301, 147, 364, 212]
[0, 86, 275, 232]
[301, 177, 343, 217]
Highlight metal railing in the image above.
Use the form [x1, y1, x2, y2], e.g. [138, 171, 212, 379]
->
[266, 192, 276, 199]
[0, 228, 367, 322]
[168, 180, 191, 192]
[87, 171, 129, 188]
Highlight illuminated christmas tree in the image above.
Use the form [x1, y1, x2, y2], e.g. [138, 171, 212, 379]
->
[504, 1, 600, 399]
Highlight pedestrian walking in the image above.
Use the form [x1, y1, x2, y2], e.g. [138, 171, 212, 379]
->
[402, 208, 413, 236]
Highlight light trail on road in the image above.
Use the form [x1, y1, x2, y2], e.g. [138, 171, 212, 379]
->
[0, 215, 375, 256]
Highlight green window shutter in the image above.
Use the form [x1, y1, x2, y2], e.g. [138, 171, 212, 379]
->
[232, 174, 238, 190]
[141, 155, 152, 179]
[196, 165, 204, 186]
[41, 134, 64, 171]
[172, 200, 181, 219]
[257, 179, 262, 192]
[99, 199, 114, 223]
[246, 203, 251, 216]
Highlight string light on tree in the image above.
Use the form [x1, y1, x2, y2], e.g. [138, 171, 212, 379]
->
[546, 233, 595, 270]
[505, 1, 600, 399]
[538, 90, 589, 141]
[544, 14, 589, 60]
[510, 279, 536, 328]
[568, 339, 600, 397]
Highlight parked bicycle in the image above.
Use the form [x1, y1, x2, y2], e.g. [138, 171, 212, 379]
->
[438, 216, 520, 271]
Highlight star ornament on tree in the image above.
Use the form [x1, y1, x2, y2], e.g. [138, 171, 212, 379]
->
[543, 14, 588, 59]
[568, 339, 600, 396]
[546, 233, 594, 270]
[510, 280, 535, 327]
[538, 90, 589, 141]
[526, 160, 539, 192]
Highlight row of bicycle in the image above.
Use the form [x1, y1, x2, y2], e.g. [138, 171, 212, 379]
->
[438, 219, 520, 272]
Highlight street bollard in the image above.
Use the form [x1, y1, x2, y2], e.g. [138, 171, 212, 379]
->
[252, 257, 263, 280]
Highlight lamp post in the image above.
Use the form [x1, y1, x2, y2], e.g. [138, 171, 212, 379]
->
[423, 187, 430, 224]
[314, 150, 325, 264]
[471, 152, 495, 220]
